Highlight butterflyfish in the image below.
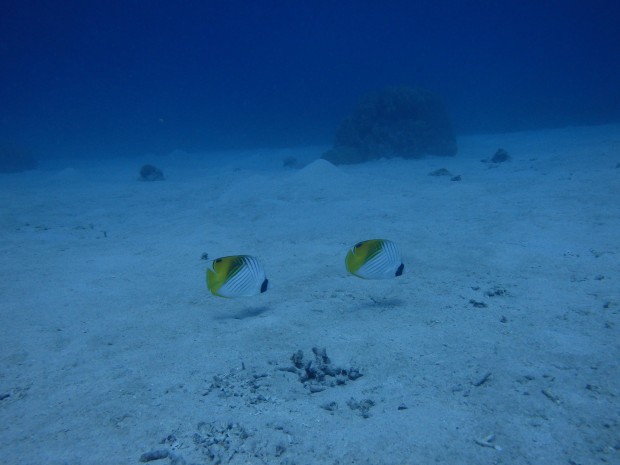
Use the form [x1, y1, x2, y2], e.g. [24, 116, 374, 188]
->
[345, 239, 404, 279]
[206, 255, 268, 298]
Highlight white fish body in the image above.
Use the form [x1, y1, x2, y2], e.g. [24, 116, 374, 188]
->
[345, 239, 404, 279]
[206, 255, 268, 298]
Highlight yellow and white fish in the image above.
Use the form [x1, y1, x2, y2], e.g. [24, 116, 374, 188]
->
[345, 239, 404, 279]
[206, 255, 268, 298]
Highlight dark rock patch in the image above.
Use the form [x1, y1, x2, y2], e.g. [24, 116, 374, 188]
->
[140, 164, 164, 181]
[482, 148, 511, 164]
[469, 299, 488, 308]
[485, 287, 509, 297]
[429, 168, 452, 177]
[322, 86, 457, 165]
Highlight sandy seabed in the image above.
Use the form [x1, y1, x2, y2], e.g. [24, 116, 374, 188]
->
[1, 124, 619, 465]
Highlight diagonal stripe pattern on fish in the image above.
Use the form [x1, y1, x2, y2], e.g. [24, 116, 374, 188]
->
[345, 239, 404, 279]
[206, 255, 269, 298]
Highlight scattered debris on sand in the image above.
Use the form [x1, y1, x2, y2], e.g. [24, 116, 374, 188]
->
[283, 347, 363, 393]
[474, 433, 502, 451]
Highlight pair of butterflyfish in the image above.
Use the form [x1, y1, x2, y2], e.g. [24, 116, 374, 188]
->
[206, 239, 404, 298]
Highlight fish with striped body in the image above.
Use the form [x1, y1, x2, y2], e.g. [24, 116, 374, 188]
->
[206, 255, 268, 298]
[345, 239, 404, 279]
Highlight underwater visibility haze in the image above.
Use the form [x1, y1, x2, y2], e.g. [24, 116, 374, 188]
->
[1, 2, 620, 464]
[1, 0, 619, 160]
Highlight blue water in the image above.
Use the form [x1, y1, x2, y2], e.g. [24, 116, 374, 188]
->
[2, 0, 619, 159]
